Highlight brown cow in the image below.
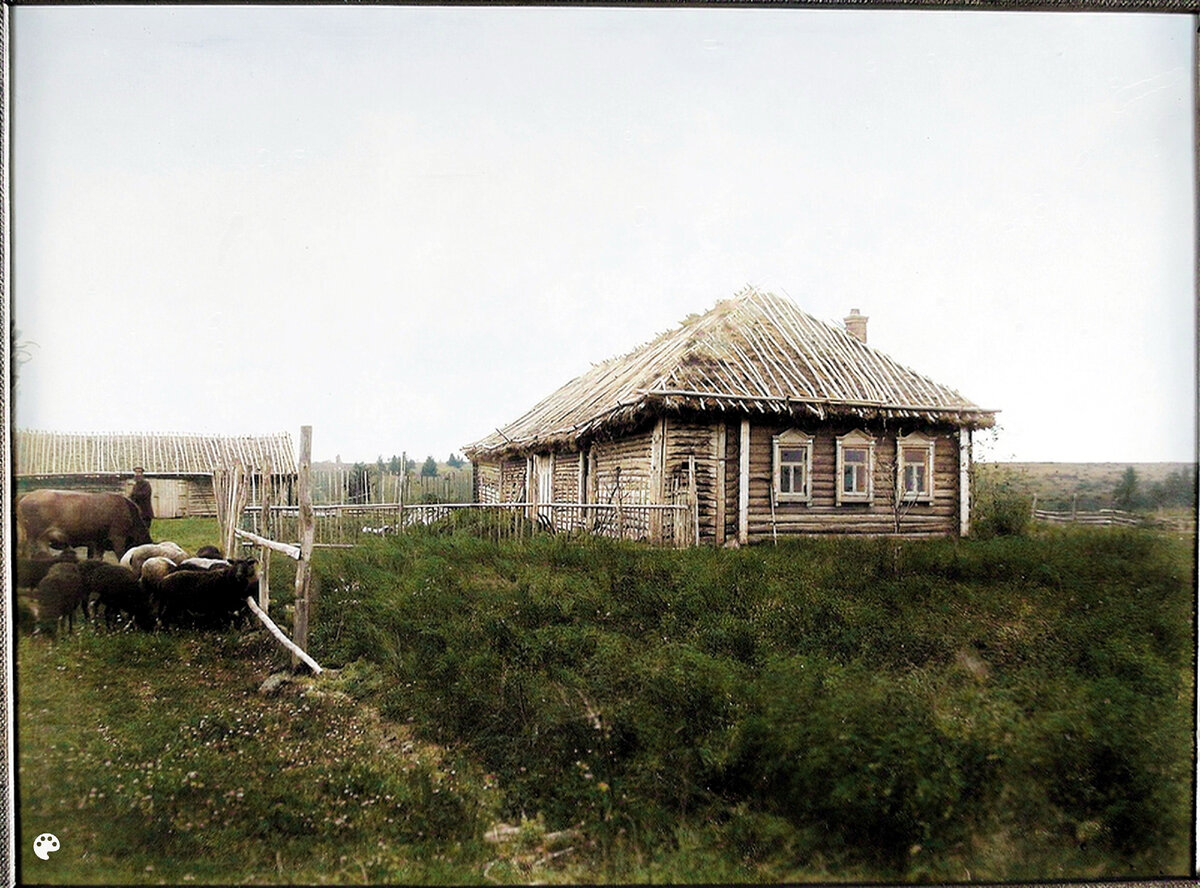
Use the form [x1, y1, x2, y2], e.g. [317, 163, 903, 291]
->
[17, 490, 153, 560]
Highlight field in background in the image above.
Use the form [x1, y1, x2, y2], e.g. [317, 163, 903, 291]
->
[978, 461, 1195, 512]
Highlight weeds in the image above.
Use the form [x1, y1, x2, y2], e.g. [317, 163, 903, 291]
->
[18, 524, 1193, 883]
[311, 528, 1194, 880]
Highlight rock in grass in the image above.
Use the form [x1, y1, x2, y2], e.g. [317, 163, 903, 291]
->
[258, 671, 294, 696]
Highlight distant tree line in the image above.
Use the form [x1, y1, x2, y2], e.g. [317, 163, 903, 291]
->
[1113, 465, 1196, 512]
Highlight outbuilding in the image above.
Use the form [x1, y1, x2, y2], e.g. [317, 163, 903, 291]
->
[464, 287, 996, 543]
[15, 430, 298, 518]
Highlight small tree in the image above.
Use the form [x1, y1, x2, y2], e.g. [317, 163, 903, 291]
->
[447, 453, 464, 469]
[387, 454, 404, 475]
[970, 464, 1032, 539]
[347, 463, 371, 504]
[421, 456, 439, 478]
[1113, 466, 1139, 511]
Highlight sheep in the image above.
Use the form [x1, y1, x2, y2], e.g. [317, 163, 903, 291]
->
[138, 556, 177, 588]
[151, 558, 258, 630]
[195, 545, 223, 559]
[34, 562, 88, 635]
[16, 548, 79, 590]
[120, 541, 188, 576]
[175, 557, 231, 572]
[80, 561, 154, 630]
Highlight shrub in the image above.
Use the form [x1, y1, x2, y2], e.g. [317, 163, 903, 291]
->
[972, 467, 1032, 538]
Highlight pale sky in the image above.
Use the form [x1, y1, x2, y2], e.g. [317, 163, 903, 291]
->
[11, 7, 1196, 464]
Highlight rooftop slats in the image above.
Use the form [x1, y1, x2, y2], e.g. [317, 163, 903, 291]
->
[467, 287, 996, 458]
[15, 430, 297, 477]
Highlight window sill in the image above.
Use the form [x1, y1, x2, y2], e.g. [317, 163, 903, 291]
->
[775, 493, 812, 504]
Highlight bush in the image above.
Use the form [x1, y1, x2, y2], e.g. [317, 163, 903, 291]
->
[310, 529, 1194, 879]
[971, 467, 1032, 538]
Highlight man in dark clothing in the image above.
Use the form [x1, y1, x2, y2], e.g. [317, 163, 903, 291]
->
[130, 466, 154, 533]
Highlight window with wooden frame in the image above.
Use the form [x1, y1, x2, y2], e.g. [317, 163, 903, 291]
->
[772, 429, 813, 503]
[897, 432, 935, 503]
[836, 430, 875, 504]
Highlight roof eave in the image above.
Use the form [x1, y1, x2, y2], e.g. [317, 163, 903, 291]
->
[465, 396, 997, 460]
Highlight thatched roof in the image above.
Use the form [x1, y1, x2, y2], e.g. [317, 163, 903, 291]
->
[15, 430, 297, 477]
[466, 287, 996, 458]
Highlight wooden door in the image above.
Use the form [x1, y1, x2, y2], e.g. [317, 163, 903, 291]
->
[535, 454, 554, 525]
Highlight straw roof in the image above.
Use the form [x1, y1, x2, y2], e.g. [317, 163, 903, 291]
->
[15, 430, 297, 477]
[466, 287, 996, 458]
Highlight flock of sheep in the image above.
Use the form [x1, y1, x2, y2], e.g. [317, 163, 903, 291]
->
[17, 542, 261, 636]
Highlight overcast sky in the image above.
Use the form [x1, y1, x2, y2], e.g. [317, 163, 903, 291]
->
[11, 6, 1195, 464]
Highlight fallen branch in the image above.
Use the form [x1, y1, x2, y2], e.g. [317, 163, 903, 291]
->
[246, 595, 322, 674]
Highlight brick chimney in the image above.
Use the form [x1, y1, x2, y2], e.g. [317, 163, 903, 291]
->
[843, 308, 868, 344]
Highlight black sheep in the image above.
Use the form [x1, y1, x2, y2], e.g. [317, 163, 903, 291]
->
[151, 558, 258, 630]
[16, 549, 79, 590]
[34, 562, 88, 635]
[80, 561, 154, 630]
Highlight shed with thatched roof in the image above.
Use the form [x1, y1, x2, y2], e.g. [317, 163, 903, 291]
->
[464, 287, 996, 543]
[14, 430, 298, 518]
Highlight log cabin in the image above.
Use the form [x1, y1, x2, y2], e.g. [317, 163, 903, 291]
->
[464, 287, 997, 544]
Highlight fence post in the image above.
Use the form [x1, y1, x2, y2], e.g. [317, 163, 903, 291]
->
[292, 426, 315, 674]
[399, 451, 406, 530]
[259, 457, 273, 615]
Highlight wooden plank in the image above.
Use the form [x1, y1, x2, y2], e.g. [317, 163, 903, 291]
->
[292, 426, 315, 673]
[958, 428, 971, 537]
[246, 595, 321, 675]
[649, 417, 666, 543]
[738, 419, 750, 545]
[259, 457, 273, 613]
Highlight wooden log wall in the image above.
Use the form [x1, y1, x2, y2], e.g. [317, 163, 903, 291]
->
[185, 479, 218, 516]
[724, 422, 740, 542]
[499, 457, 527, 503]
[664, 420, 720, 544]
[552, 451, 581, 503]
[591, 430, 653, 506]
[474, 461, 502, 504]
[742, 422, 961, 541]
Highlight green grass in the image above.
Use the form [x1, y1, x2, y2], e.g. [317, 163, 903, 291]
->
[148, 517, 222, 557]
[18, 630, 497, 885]
[17, 525, 1195, 883]
[311, 527, 1195, 881]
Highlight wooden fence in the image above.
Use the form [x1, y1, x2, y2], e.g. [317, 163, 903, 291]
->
[220, 425, 321, 674]
[240, 499, 697, 548]
[309, 465, 472, 505]
[1032, 508, 1141, 527]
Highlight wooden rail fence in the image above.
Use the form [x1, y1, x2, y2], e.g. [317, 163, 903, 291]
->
[241, 499, 697, 548]
[1032, 508, 1141, 527]
[222, 425, 321, 674]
